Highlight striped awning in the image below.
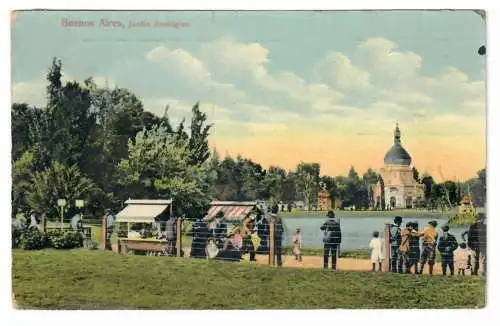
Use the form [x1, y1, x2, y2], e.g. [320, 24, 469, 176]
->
[205, 201, 257, 222]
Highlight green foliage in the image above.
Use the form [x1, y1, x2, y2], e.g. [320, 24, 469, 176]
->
[12, 224, 23, 249]
[47, 230, 84, 249]
[19, 227, 48, 250]
[26, 162, 95, 220]
[295, 162, 320, 210]
[117, 125, 211, 217]
[12, 250, 485, 309]
[11, 58, 487, 219]
[187, 102, 212, 166]
[12, 151, 35, 217]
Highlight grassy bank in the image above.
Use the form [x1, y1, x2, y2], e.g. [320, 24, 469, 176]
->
[447, 215, 477, 228]
[280, 208, 456, 218]
[12, 249, 485, 309]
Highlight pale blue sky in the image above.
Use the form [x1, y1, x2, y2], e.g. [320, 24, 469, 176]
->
[11, 10, 487, 179]
[12, 10, 484, 84]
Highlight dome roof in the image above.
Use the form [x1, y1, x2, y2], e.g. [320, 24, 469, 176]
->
[384, 124, 412, 166]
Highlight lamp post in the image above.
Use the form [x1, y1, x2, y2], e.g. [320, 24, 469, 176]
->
[75, 200, 84, 218]
[57, 199, 67, 230]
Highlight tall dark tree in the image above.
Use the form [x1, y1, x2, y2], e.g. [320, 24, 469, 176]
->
[187, 102, 212, 166]
[412, 167, 420, 183]
[421, 174, 435, 200]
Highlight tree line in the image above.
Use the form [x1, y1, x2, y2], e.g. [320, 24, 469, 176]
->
[11, 59, 487, 220]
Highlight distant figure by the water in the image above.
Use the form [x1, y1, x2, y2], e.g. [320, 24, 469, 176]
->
[321, 210, 342, 270]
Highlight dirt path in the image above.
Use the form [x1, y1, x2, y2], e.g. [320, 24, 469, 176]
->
[253, 254, 450, 274]
[183, 247, 460, 275]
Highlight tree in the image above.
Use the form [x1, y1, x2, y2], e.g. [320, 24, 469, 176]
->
[187, 102, 212, 166]
[261, 166, 287, 204]
[362, 168, 379, 209]
[412, 167, 420, 183]
[470, 168, 486, 207]
[42, 59, 95, 167]
[11, 103, 34, 161]
[320, 175, 338, 209]
[344, 166, 369, 209]
[116, 125, 210, 217]
[26, 162, 96, 220]
[421, 174, 435, 200]
[295, 162, 320, 210]
[12, 151, 35, 217]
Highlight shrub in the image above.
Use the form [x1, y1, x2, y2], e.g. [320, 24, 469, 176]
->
[48, 230, 84, 249]
[12, 225, 23, 249]
[20, 227, 48, 250]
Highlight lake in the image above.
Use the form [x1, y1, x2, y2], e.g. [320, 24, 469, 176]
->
[281, 216, 468, 251]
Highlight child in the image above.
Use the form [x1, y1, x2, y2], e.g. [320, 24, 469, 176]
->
[454, 242, 472, 276]
[292, 228, 303, 262]
[369, 231, 384, 272]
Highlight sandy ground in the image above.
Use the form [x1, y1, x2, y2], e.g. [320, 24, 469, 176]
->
[183, 247, 467, 275]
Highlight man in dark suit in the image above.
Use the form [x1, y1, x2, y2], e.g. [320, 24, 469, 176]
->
[270, 205, 284, 267]
[321, 210, 342, 270]
[462, 212, 487, 276]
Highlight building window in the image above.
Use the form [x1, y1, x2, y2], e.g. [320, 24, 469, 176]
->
[406, 197, 413, 209]
[390, 196, 396, 208]
[390, 187, 398, 192]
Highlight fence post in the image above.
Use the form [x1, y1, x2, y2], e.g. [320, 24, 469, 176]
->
[176, 218, 182, 257]
[41, 215, 47, 233]
[269, 221, 275, 266]
[100, 215, 107, 250]
[384, 223, 391, 272]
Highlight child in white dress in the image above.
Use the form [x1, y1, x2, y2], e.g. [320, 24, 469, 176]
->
[369, 231, 384, 272]
[454, 242, 472, 275]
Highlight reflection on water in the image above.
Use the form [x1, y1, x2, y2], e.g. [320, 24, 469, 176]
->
[282, 216, 468, 251]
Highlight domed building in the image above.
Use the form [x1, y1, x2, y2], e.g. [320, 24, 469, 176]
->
[373, 124, 424, 209]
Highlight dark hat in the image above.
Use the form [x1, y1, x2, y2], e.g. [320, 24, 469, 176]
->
[476, 212, 486, 221]
[327, 210, 335, 219]
[442, 225, 450, 232]
[428, 220, 438, 227]
[405, 222, 412, 228]
[394, 216, 403, 224]
[296, 228, 301, 232]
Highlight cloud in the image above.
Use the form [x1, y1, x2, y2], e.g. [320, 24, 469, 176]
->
[355, 37, 423, 81]
[12, 79, 45, 107]
[200, 37, 269, 79]
[145, 45, 246, 106]
[315, 52, 372, 91]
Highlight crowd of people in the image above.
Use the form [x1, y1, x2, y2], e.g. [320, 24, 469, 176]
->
[388, 213, 487, 276]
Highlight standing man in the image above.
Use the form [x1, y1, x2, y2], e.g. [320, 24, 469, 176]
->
[165, 217, 177, 256]
[270, 208, 284, 267]
[438, 225, 459, 275]
[389, 216, 403, 273]
[105, 209, 115, 241]
[463, 212, 487, 276]
[321, 210, 342, 270]
[419, 220, 438, 275]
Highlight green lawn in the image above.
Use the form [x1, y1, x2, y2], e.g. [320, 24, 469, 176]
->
[12, 249, 485, 309]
